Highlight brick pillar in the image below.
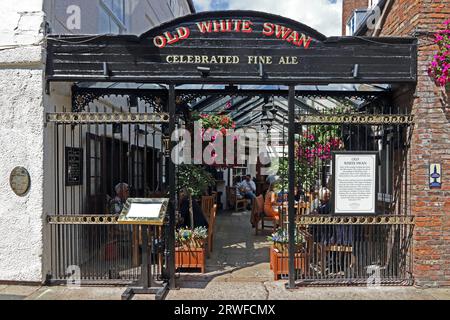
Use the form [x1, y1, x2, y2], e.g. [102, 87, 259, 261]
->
[411, 35, 450, 287]
[342, 0, 369, 35]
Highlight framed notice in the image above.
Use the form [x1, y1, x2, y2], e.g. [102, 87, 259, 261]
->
[118, 198, 169, 225]
[65, 147, 83, 186]
[332, 152, 378, 215]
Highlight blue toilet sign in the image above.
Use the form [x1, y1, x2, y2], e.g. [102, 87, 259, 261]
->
[429, 163, 442, 188]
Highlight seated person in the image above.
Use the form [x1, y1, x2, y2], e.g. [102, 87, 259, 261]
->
[316, 187, 331, 215]
[233, 176, 245, 199]
[313, 187, 353, 247]
[240, 174, 256, 201]
[309, 186, 320, 214]
[263, 183, 280, 222]
[178, 189, 209, 229]
[109, 182, 129, 215]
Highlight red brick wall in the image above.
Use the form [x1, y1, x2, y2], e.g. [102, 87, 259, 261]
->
[379, 0, 450, 287]
[342, 0, 369, 35]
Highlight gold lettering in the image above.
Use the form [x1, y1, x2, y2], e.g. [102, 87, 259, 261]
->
[279, 56, 299, 64]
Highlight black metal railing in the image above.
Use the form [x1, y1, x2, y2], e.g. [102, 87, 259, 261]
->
[287, 215, 414, 285]
[46, 217, 167, 285]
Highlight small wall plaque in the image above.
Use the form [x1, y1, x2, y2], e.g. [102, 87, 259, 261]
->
[10, 166, 30, 196]
[66, 147, 83, 186]
[429, 163, 442, 188]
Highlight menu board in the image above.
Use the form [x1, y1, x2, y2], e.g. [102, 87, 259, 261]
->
[333, 152, 377, 215]
[118, 198, 169, 225]
[65, 147, 83, 186]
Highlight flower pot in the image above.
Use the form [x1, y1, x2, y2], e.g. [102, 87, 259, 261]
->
[270, 246, 307, 280]
[175, 246, 205, 273]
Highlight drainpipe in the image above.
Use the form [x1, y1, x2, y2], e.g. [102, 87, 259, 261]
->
[372, 0, 394, 37]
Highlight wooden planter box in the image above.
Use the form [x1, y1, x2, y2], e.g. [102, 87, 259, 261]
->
[175, 247, 205, 273]
[270, 246, 307, 280]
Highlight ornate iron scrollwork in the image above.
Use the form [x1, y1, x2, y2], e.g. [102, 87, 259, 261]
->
[46, 112, 170, 124]
[297, 215, 415, 225]
[296, 114, 414, 125]
[47, 215, 119, 224]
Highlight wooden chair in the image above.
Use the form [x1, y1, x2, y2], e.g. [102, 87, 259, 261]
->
[226, 186, 248, 211]
[207, 204, 217, 256]
[201, 195, 215, 222]
[255, 195, 278, 235]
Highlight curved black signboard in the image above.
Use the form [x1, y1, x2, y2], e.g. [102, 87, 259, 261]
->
[46, 10, 417, 84]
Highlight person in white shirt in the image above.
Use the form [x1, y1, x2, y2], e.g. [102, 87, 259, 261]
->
[241, 174, 256, 201]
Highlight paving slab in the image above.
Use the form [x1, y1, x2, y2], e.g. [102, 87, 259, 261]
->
[26, 286, 125, 300]
[0, 285, 40, 297]
[166, 281, 268, 300]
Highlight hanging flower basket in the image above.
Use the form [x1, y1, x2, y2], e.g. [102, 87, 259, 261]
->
[428, 19, 450, 87]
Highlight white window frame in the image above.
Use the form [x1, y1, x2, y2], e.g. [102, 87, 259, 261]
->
[99, 0, 127, 33]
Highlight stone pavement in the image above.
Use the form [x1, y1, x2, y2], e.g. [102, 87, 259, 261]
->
[1, 210, 449, 300]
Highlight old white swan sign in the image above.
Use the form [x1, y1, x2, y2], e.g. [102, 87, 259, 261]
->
[333, 152, 377, 215]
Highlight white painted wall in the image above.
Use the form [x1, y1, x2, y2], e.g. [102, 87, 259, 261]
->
[0, 0, 45, 282]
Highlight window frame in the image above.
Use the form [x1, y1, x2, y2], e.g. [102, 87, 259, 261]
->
[99, 0, 127, 34]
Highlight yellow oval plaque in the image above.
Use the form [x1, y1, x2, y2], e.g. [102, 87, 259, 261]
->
[10, 166, 30, 196]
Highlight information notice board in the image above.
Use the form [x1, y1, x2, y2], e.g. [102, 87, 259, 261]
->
[332, 152, 377, 215]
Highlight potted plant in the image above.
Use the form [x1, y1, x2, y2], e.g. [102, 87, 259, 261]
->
[175, 227, 208, 273]
[177, 164, 215, 229]
[267, 228, 308, 280]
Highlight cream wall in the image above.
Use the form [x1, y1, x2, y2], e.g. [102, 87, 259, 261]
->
[0, 0, 45, 282]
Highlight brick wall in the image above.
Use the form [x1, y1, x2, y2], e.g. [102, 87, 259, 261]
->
[342, 0, 369, 35]
[379, 0, 450, 287]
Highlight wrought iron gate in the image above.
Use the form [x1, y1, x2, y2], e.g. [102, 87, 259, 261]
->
[45, 94, 172, 287]
[289, 91, 415, 286]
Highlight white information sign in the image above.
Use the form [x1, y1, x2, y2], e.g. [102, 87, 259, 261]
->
[127, 203, 163, 219]
[118, 198, 168, 225]
[334, 153, 377, 214]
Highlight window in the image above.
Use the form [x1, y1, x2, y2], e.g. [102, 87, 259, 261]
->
[369, 0, 380, 8]
[98, 0, 126, 34]
[347, 15, 356, 36]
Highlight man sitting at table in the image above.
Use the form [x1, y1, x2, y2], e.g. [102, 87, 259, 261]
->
[240, 174, 256, 209]
[316, 187, 331, 215]
[241, 175, 256, 199]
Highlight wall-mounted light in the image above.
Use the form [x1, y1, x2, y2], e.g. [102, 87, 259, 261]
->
[197, 66, 210, 78]
[352, 64, 359, 78]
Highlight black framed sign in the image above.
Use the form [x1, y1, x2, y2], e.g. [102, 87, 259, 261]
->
[65, 147, 83, 186]
[332, 151, 378, 215]
[46, 11, 417, 85]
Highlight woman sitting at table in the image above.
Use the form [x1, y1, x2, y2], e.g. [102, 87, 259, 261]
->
[264, 183, 280, 222]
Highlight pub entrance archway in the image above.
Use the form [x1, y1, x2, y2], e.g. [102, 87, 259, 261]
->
[44, 10, 417, 294]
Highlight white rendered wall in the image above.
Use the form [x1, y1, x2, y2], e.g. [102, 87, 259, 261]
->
[0, 0, 45, 282]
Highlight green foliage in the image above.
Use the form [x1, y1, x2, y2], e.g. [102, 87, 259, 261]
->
[267, 228, 305, 245]
[177, 164, 215, 197]
[176, 226, 208, 247]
